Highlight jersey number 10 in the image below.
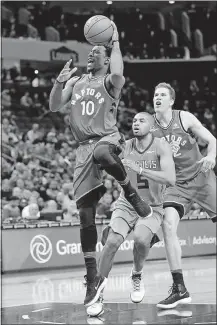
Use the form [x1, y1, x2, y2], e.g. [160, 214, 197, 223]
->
[81, 101, 95, 116]
[137, 174, 149, 189]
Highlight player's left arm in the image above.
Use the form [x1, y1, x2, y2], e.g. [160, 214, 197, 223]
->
[122, 140, 176, 186]
[105, 21, 125, 99]
[181, 111, 216, 172]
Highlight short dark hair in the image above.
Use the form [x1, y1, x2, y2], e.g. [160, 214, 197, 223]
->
[104, 46, 112, 57]
[134, 112, 155, 127]
[155, 82, 176, 101]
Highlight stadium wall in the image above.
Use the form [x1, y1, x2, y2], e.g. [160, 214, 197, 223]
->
[2, 219, 216, 273]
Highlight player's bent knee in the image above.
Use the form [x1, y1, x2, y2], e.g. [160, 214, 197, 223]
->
[93, 143, 119, 167]
[134, 228, 153, 248]
[105, 230, 124, 252]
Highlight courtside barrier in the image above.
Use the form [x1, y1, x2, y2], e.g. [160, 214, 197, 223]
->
[2, 219, 216, 272]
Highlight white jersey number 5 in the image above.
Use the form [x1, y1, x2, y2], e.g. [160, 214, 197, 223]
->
[81, 101, 95, 116]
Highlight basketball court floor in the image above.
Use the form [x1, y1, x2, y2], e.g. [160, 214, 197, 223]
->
[2, 256, 216, 324]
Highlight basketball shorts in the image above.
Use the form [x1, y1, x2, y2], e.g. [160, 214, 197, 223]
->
[73, 132, 124, 207]
[109, 205, 164, 240]
[164, 169, 216, 220]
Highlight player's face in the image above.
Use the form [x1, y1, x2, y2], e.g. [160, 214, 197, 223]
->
[132, 114, 151, 137]
[87, 46, 108, 72]
[153, 87, 174, 113]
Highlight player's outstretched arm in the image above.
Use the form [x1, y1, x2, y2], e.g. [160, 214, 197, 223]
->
[105, 21, 125, 99]
[122, 139, 176, 186]
[181, 111, 216, 172]
[49, 60, 78, 112]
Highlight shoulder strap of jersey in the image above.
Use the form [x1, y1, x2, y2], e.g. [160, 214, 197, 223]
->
[177, 110, 189, 134]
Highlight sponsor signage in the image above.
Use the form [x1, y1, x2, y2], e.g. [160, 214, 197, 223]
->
[2, 37, 92, 65]
[50, 46, 79, 63]
[2, 219, 216, 272]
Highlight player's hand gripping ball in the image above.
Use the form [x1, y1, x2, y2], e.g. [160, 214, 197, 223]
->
[84, 15, 113, 45]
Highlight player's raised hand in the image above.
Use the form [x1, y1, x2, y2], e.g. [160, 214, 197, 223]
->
[196, 155, 216, 173]
[56, 59, 77, 83]
[107, 21, 119, 48]
[111, 21, 119, 42]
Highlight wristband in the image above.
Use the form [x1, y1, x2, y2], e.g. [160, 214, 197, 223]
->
[55, 79, 64, 84]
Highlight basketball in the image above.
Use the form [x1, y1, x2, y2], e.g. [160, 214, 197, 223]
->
[84, 15, 113, 46]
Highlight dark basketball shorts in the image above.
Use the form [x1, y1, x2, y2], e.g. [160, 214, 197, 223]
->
[73, 132, 124, 207]
[163, 169, 216, 220]
[109, 205, 164, 240]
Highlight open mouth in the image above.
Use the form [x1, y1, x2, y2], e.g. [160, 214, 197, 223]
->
[155, 101, 161, 106]
[88, 58, 94, 64]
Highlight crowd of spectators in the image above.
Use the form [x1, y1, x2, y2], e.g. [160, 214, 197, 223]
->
[1, 65, 215, 225]
[2, 2, 216, 59]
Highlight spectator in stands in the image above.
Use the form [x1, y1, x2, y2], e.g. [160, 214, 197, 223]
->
[46, 181, 59, 200]
[32, 93, 42, 110]
[22, 203, 40, 220]
[19, 198, 28, 211]
[189, 80, 200, 97]
[42, 200, 58, 212]
[37, 197, 45, 210]
[26, 123, 41, 143]
[1, 89, 11, 108]
[2, 179, 13, 201]
[63, 200, 79, 222]
[204, 108, 214, 122]
[10, 63, 20, 81]
[20, 91, 33, 109]
[2, 196, 20, 222]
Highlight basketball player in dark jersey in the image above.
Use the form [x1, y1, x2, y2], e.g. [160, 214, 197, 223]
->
[49, 22, 151, 305]
[151, 83, 216, 309]
[85, 112, 176, 315]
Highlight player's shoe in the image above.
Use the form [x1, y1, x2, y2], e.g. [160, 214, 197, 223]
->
[125, 190, 152, 218]
[157, 309, 193, 317]
[84, 275, 107, 306]
[86, 295, 104, 317]
[157, 284, 191, 309]
[130, 269, 145, 303]
[86, 314, 105, 325]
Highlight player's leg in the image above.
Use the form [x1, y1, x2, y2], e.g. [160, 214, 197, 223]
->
[131, 209, 163, 303]
[93, 134, 152, 218]
[157, 188, 192, 309]
[85, 210, 130, 307]
[193, 170, 216, 222]
[79, 196, 99, 303]
[73, 142, 105, 306]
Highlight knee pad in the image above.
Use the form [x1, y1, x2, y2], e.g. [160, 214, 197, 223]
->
[80, 225, 98, 252]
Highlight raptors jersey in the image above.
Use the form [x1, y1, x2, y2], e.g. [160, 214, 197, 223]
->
[151, 110, 202, 183]
[69, 74, 119, 142]
[117, 137, 166, 211]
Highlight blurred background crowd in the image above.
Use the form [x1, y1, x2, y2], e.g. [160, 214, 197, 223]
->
[2, 1, 216, 58]
[1, 1, 216, 226]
